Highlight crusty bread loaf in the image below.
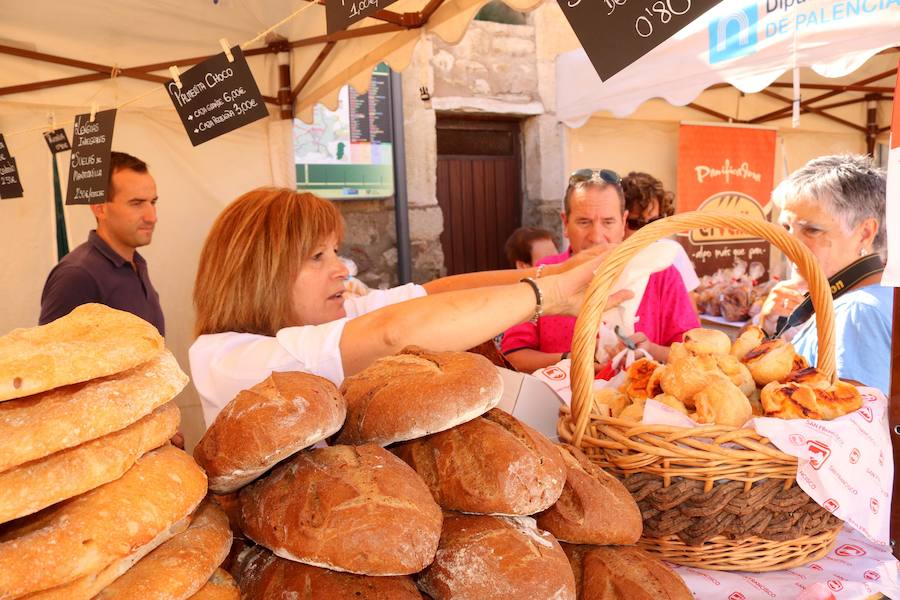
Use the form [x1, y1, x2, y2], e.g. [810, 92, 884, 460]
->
[417, 513, 575, 600]
[0, 445, 207, 597]
[392, 408, 566, 515]
[93, 502, 232, 599]
[535, 445, 641, 545]
[235, 545, 423, 599]
[741, 339, 797, 385]
[194, 372, 346, 493]
[562, 544, 692, 600]
[239, 444, 441, 575]
[0, 303, 164, 402]
[18, 515, 192, 600]
[0, 350, 187, 473]
[188, 570, 239, 600]
[694, 379, 753, 427]
[682, 328, 731, 356]
[0, 402, 179, 525]
[335, 346, 502, 446]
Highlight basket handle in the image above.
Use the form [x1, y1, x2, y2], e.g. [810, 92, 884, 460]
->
[569, 211, 836, 446]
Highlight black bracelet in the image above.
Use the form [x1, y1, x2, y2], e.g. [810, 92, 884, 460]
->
[520, 277, 543, 324]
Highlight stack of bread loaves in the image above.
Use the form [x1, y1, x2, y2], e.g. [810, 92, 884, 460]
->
[598, 327, 862, 427]
[0, 304, 235, 599]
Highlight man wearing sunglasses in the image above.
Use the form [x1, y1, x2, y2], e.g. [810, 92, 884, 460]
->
[501, 168, 699, 373]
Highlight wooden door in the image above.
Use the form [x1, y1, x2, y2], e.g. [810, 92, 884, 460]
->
[436, 117, 521, 275]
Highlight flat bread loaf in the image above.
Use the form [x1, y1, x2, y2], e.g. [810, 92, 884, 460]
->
[188, 570, 239, 600]
[194, 371, 346, 493]
[416, 514, 575, 600]
[335, 346, 502, 446]
[236, 545, 423, 599]
[392, 408, 566, 515]
[535, 445, 642, 545]
[0, 402, 179, 525]
[94, 502, 232, 600]
[0, 303, 164, 402]
[0, 349, 187, 473]
[0, 445, 207, 597]
[562, 544, 692, 600]
[240, 444, 441, 576]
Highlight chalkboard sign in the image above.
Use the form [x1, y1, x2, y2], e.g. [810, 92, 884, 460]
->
[326, 0, 401, 35]
[66, 109, 116, 205]
[0, 134, 11, 163]
[166, 46, 269, 147]
[43, 128, 72, 154]
[0, 156, 24, 200]
[557, 0, 720, 81]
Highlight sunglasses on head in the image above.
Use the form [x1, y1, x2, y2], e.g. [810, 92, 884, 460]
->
[626, 215, 663, 231]
[568, 168, 622, 187]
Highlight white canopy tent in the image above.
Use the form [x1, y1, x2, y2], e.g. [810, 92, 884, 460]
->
[0, 0, 543, 446]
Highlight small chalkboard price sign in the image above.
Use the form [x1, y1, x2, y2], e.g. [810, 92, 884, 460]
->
[326, 0, 401, 35]
[557, 0, 719, 81]
[166, 46, 269, 147]
[0, 135, 24, 200]
[66, 109, 116, 205]
[43, 128, 72, 154]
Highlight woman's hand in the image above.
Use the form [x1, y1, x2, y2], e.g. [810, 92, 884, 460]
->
[545, 243, 613, 276]
[542, 255, 634, 317]
[627, 331, 669, 363]
[758, 279, 807, 332]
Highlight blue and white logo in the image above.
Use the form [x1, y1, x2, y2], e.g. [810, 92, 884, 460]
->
[708, 6, 759, 63]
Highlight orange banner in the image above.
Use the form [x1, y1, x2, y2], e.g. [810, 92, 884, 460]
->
[676, 124, 777, 278]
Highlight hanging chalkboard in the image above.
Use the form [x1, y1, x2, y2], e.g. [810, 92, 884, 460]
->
[326, 0, 401, 35]
[66, 109, 116, 205]
[0, 135, 24, 200]
[166, 46, 269, 147]
[557, 0, 720, 81]
[43, 128, 72, 154]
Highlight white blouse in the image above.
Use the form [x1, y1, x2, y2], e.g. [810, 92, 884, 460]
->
[189, 283, 427, 427]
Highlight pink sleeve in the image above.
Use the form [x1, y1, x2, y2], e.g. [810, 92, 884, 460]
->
[501, 320, 539, 355]
[637, 266, 700, 347]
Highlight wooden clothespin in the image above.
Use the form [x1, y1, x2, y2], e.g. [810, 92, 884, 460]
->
[219, 38, 234, 63]
[89, 103, 98, 122]
[169, 66, 183, 90]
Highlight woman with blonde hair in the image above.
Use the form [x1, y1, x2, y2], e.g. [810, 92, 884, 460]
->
[190, 188, 628, 425]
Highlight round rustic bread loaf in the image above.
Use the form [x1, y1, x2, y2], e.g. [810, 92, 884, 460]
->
[239, 444, 441, 575]
[0, 303, 165, 402]
[535, 444, 641, 544]
[334, 346, 502, 446]
[0, 349, 187, 473]
[417, 513, 575, 600]
[682, 328, 731, 356]
[392, 408, 566, 515]
[741, 338, 798, 385]
[93, 502, 232, 599]
[0, 444, 207, 597]
[235, 545, 423, 599]
[0, 402, 179, 526]
[189, 569, 239, 600]
[194, 371, 346, 493]
[562, 544, 692, 600]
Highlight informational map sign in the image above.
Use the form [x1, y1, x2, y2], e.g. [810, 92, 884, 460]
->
[557, 0, 720, 81]
[166, 46, 269, 147]
[43, 128, 71, 154]
[326, 0, 401, 35]
[294, 63, 394, 200]
[66, 109, 116, 205]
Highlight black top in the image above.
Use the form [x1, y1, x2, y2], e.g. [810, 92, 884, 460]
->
[39, 230, 165, 335]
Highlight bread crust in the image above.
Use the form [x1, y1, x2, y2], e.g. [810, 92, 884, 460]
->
[562, 544, 692, 600]
[0, 304, 164, 402]
[194, 371, 346, 493]
[335, 347, 502, 446]
[392, 408, 566, 515]
[0, 350, 187, 473]
[188, 570, 239, 600]
[239, 444, 441, 575]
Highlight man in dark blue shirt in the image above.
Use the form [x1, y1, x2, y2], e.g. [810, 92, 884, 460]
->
[40, 152, 165, 335]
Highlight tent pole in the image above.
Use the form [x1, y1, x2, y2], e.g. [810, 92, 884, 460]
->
[390, 68, 412, 284]
[865, 94, 879, 155]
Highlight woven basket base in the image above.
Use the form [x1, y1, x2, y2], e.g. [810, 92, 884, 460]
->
[638, 526, 842, 572]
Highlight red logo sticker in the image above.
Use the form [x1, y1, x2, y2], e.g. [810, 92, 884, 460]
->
[859, 405, 874, 422]
[827, 579, 844, 592]
[542, 366, 567, 382]
[789, 434, 805, 446]
[823, 498, 840, 513]
[728, 593, 747, 600]
[849, 448, 861, 464]
[809, 563, 824, 572]
[807, 440, 831, 470]
[864, 570, 881, 581]
[879, 450, 884, 466]
[835, 544, 866, 557]
[870, 498, 880, 514]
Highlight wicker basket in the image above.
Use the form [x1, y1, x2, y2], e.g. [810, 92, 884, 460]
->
[558, 211, 843, 572]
